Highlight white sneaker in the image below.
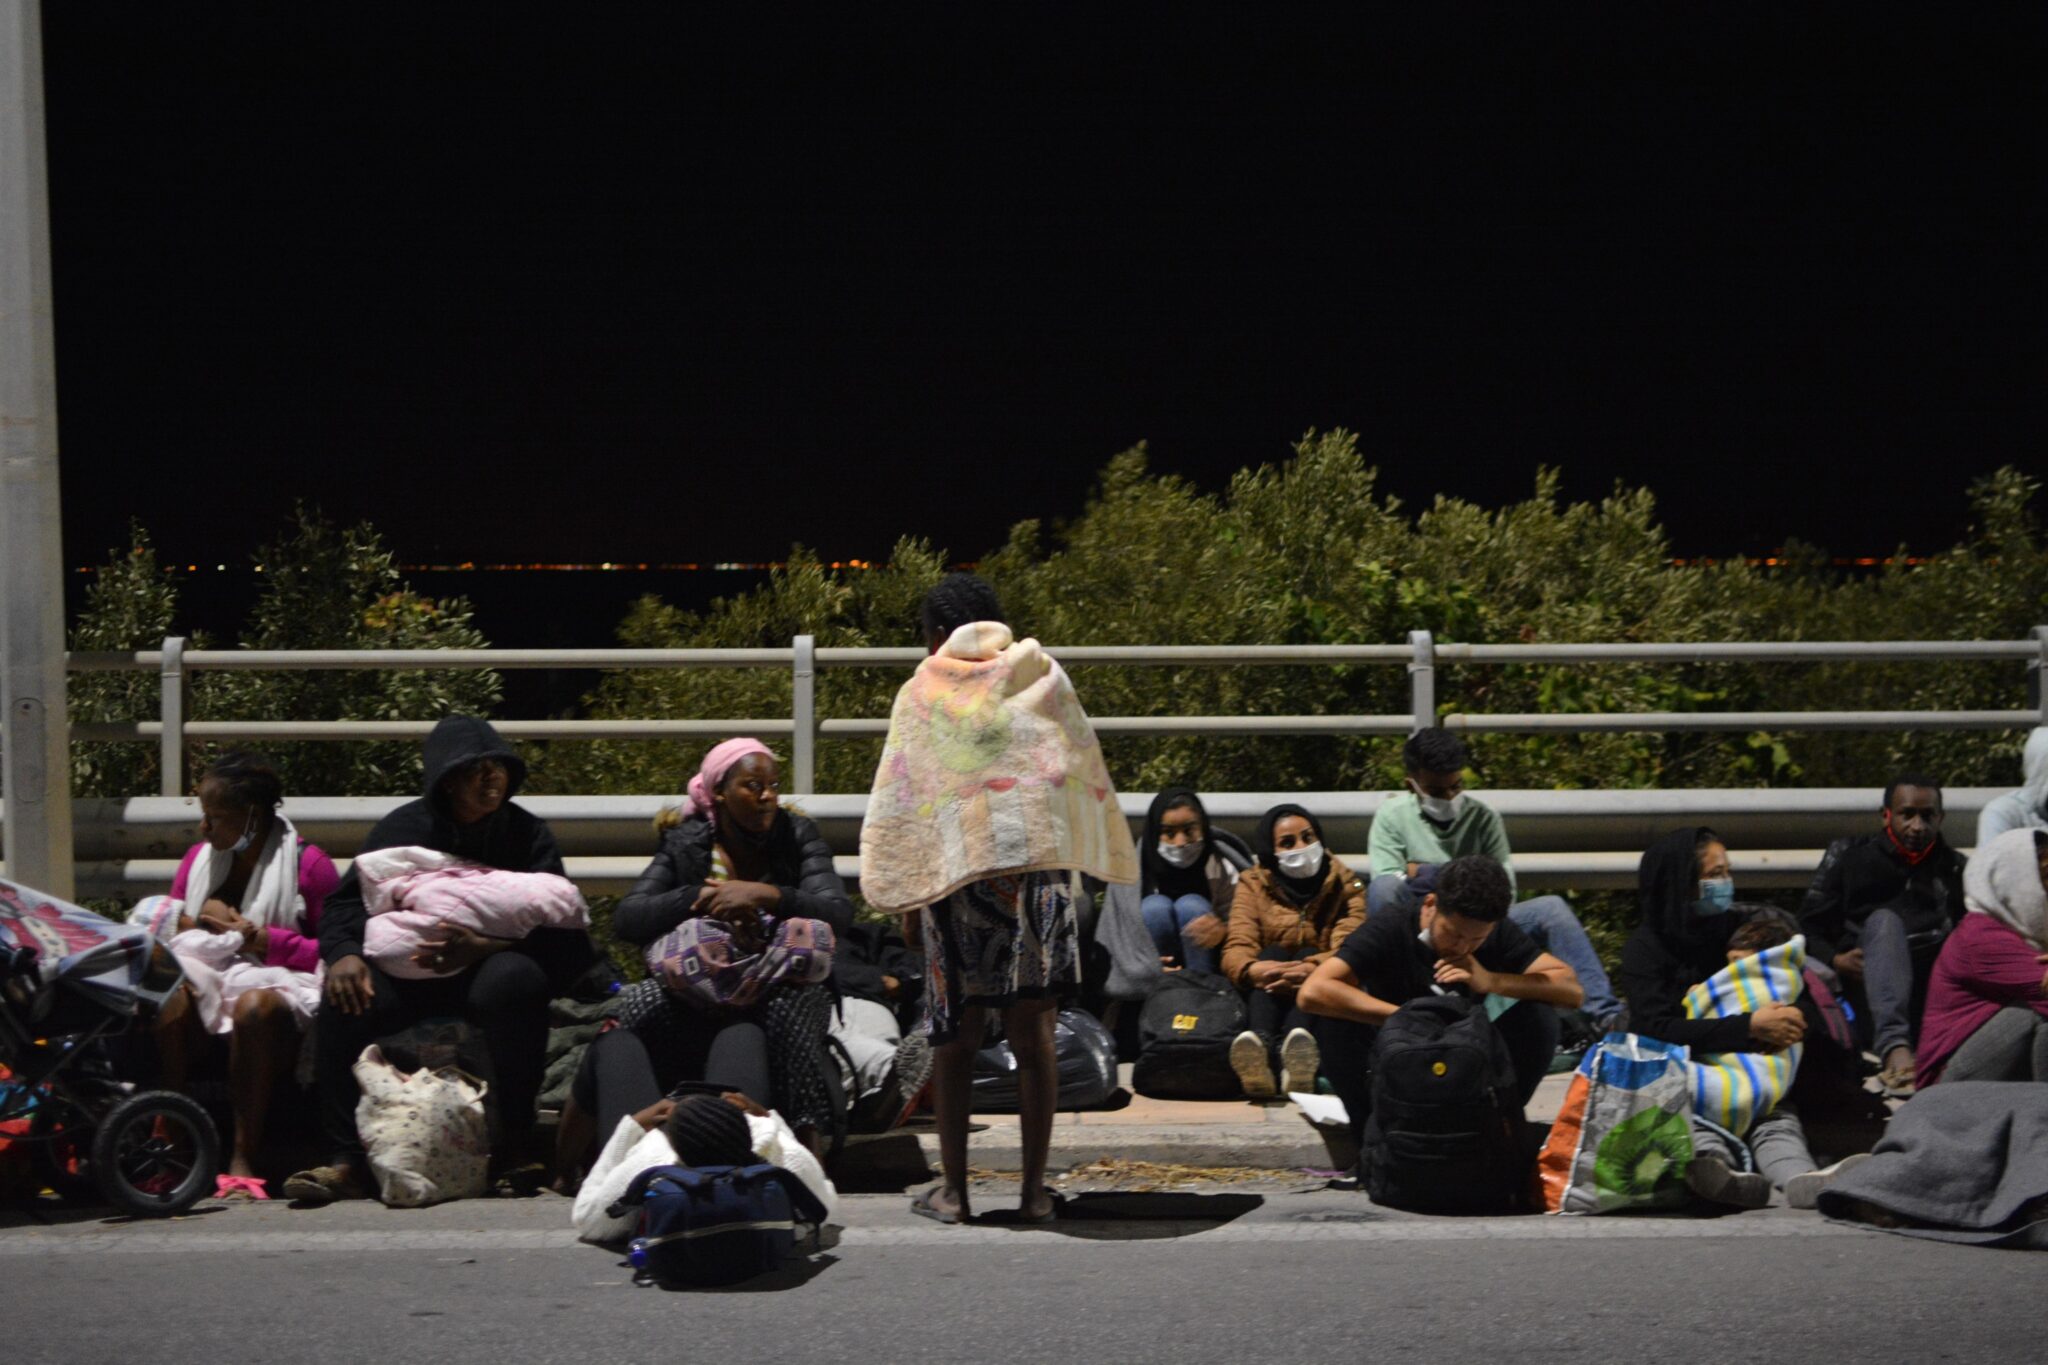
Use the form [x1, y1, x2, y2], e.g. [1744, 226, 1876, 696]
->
[1229, 1030, 1278, 1099]
[1784, 1153, 1872, 1210]
[1278, 1027, 1321, 1094]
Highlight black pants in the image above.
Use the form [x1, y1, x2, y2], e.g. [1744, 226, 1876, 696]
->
[316, 950, 557, 1161]
[570, 1013, 772, 1138]
[1314, 996, 1559, 1148]
[1244, 944, 1314, 1046]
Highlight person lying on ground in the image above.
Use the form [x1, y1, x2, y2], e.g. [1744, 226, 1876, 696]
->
[1219, 803, 1364, 1100]
[288, 715, 596, 1205]
[1299, 853, 1581, 1149]
[1798, 774, 1965, 1096]
[558, 740, 851, 1185]
[572, 1090, 837, 1244]
[149, 751, 338, 1201]
[859, 572, 1138, 1227]
[1365, 727, 1623, 1029]
[1916, 828, 2048, 1087]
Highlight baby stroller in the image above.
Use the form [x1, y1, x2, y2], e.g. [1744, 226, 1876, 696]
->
[0, 878, 220, 1216]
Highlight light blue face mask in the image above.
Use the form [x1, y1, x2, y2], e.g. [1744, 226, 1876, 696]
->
[1694, 876, 1735, 916]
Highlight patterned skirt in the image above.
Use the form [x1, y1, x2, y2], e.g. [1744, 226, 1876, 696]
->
[920, 870, 1079, 1045]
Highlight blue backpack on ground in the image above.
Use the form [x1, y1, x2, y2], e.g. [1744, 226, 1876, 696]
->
[608, 1163, 830, 1287]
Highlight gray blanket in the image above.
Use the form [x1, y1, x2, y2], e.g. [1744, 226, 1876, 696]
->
[1817, 1081, 2048, 1248]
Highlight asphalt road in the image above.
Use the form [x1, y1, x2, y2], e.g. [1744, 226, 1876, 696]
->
[2, 1190, 2029, 1365]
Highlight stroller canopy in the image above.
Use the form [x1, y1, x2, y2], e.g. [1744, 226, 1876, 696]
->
[0, 879, 171, 1015]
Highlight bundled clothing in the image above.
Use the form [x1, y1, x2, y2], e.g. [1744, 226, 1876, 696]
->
[859, 621, 1138, 914]
[1917, 827, 2048, 1086]
[589, 803, 853, 1134]
[315, 716, 596, 1163]
[356, 846, 589, 980]
[1976, 726, 2048, 843]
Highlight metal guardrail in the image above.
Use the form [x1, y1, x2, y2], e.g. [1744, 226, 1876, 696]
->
[58, 630, 2048, 799]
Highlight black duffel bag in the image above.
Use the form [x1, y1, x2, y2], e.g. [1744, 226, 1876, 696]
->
[1130, 970, 1248, 1100]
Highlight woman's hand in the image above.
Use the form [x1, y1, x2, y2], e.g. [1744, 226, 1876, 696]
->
[695, 881, 779, 951]
[1247, 960, 1288, 989]
[325, 954, 375, 1014]
[632, 1099, 676, 1131]
[412, 925, 508, 975]
[1749, 1002, 1807, 1050]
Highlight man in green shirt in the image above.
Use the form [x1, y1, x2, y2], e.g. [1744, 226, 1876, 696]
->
[1367, 727, 1622, 1027]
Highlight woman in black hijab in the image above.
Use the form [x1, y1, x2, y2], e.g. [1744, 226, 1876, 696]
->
[1138, 788, 1232, 973]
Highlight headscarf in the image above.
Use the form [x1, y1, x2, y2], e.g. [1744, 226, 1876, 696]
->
[1637, 825, 1740, 975]
[1963, 827, 2048, 950]
[685, 738, 775, 830]
[2015, 727, 2048, 828]
[1141, 787, 1212, 898]
[1254, 803, 1328, 907]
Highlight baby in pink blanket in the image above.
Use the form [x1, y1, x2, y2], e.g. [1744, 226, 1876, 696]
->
[355, 846, 590, 979]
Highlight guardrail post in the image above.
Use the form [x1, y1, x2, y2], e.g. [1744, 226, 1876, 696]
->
[1408, 630, 1436, 732]
[791, 633, 816, 793]
[2032, 625, 2048, 723]
[159, 635, 186, 797]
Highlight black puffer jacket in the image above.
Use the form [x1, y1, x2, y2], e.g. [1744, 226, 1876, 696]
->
[319, 714, 595, 990]
[613, 810, 851, 947]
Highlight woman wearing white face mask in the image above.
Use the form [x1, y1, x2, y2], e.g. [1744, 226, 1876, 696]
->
[1220, 804, 1366, 1098]
[1135, 789, 1240, 974]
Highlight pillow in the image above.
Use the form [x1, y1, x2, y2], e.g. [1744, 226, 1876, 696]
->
[1681, 935, 1806, 1136]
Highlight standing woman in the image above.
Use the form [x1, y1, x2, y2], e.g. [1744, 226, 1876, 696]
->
[152, 752, 339, 1200]
[561, 739, 852, 1171]
[861, 574, 1138, 1225]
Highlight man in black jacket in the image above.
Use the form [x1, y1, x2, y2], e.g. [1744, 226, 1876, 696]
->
[1798, 775, 1965, 1095]
[285, 715, 595, 1203]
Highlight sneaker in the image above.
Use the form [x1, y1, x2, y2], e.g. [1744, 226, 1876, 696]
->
[1229, 1030, 1278, 1099]
[1278, 1027, 1320, 1094]
[281, 1164, 368, 1205]
[1783, 1153, 1872, 1210]
[1685, 1154, 1772, 1210]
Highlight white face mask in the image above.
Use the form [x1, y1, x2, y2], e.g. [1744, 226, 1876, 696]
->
[227, 812, 261, 854]
[1414, 788, 1466, 824]
[1275, 842, 1325, 879]
[1155, 840, 1202, 869]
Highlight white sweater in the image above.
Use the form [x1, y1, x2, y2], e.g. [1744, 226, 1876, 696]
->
[571, 1111, 839, 1244]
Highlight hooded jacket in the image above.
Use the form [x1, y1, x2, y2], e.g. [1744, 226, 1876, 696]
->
[1917, 827, 2048, 1086]
[612, 809, 851, 948]
[1797, 825, 1965, 968]
[1618, 827, 1759, 1054]
[1977, 727, 2048, 844]
[318, 716, 594, 988]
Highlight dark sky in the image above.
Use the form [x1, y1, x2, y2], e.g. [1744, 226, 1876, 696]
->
[41, 7, 2045, 571]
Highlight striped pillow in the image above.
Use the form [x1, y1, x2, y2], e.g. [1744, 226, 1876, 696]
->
[1680, 935, 1806, 1137]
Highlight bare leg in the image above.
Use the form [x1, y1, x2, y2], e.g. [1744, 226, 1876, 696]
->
[1007, 996, 1059, 1220]
[152, 982, 206, 1092]
[925, 1003, 985, 1222]
[225, 989, 296, 1179]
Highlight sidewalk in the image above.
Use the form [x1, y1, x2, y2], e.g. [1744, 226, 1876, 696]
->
[840, 1065, 1575, 1179]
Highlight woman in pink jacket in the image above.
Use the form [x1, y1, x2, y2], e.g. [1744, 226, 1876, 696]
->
[154, 753, 338, 1199]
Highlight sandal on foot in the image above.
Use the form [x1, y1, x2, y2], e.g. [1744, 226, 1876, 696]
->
[214, 1175, 270, 1202]
[1878, 1059, 1916, 1098]
[909, 1185, 966, 1225]
[281, 1165, 367, 1205]
[1015, 1188, 1065, 1225]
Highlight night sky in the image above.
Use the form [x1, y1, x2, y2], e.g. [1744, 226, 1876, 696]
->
[39, 8, 2044, 575]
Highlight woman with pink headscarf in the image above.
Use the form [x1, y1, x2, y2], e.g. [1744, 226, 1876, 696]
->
[554, 741, 852, 1185]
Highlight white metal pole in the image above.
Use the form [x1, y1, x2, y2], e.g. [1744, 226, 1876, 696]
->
[0, 0, 74, 895]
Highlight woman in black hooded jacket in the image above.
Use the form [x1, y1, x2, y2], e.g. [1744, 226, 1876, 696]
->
[560, 742, 852, 1176]
[288, 715, 597, 1204]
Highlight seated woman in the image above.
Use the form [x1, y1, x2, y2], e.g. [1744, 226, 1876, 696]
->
[151, 752, 339, 1201]
[1136, 788, 1242, 974]
[1220, 803, 1365, 1099]
[1975, 726, 2048, 843]
[1917, 828, 2048, 1086]
[1619, 827, 1824, 1210]
[287, 715, 597, 1204]
[561, 739, 851, 1181]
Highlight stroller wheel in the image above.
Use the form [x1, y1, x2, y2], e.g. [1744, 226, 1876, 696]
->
[91, 1091, 219, 1218]
[27, 1098, 98, 1204]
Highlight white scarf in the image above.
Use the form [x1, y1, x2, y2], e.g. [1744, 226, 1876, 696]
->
[184, 812, 304, 932]
[1964, 826, 2048, 951]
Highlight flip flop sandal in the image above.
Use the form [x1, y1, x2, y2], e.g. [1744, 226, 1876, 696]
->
[1014, 1188, 1065, 1225]
[214, 1175, 271, 1202]
[909, 1185, 966, 1225]
[281, 1165, 366, 1205]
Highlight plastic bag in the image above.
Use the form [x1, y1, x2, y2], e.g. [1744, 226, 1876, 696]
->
[1538, 1033, 1695, 1214]
[352, 1043, 489, 1207]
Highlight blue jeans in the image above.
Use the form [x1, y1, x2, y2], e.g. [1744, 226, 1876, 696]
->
[1364, 872, 1621, 1023]
[1140, 893, 1218, 975]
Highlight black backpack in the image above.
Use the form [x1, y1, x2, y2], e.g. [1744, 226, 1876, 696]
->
[1361, 995, 1527, 1213]
[1131, 970, 1248, 1099]
[972, 1007, 1120, 1111]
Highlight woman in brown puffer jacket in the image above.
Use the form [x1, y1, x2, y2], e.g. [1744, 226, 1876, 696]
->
[1221, 803, 1366, 1098]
